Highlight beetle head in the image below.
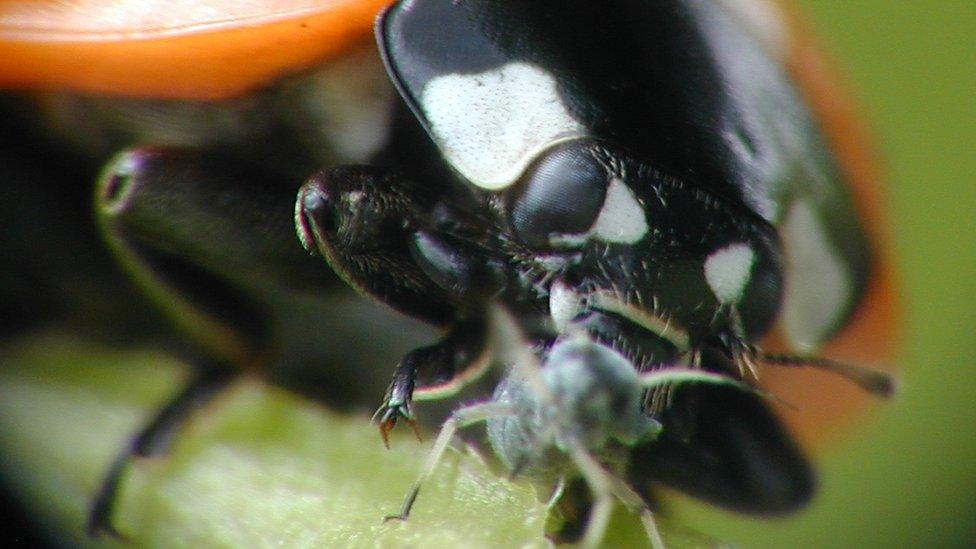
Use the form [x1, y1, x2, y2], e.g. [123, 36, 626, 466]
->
[500, 138, 785, 348]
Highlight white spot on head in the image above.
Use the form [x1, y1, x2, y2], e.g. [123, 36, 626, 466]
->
[704, 243, 756, 304]
[421, 62, 584, 190]
[549, 280, 581, 332]
[589, 178, 649, 244]
[781, 201, 851, 351]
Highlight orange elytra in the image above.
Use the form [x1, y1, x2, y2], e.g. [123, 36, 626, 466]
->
[0, 0, 393, 99]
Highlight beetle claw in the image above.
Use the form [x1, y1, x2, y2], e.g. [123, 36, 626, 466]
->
[375, 402, 421, 449]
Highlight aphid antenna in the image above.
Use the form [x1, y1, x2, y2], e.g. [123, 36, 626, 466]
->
[487, 305, 557, 405]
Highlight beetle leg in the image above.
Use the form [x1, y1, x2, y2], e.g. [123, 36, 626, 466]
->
[88, 365, 236, 538]
[93, 148, 385, 538]
[558, 305, 815, 517]
[376, 318, 490, 447]
[569, 308, 683, 368]
[376, 228, 507, 444]
[409, 229, 508, 303]
[298, 168, 514, 445]
[95, 147, 346, 364]
[296, 166, 458, 326]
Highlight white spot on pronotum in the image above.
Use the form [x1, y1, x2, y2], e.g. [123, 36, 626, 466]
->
[781, 200, 851, 351]
[590, 178, 649, 244]
[704, 243, 756, 304]
[549, 280, 581, 332]
[421, 62, 584, 190]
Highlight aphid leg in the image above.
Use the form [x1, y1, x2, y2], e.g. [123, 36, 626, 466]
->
[567, 447, 613, 549]
[564, 439, 664, 549]
[88, 365, 236, 538]
[639, 510, 667, 549]
[545, 477, 568, 510]
[375, 318, 489, 447]
[607, 475, 665, 548]
[384, 401, 514, 522]
[757, 353, 896, 397]
[569, 439, 667, 549]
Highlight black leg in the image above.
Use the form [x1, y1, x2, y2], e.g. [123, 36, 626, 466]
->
[297, 166, 459, 326]
[409, 229, 507, 303]
[562, 306, 814, 514]
[569, 308, 683, 371]
[95, 147, 345, 364]
[297, 166, 512, 445]
[376, 318, 489, 447]
[88, 365, 237, 538]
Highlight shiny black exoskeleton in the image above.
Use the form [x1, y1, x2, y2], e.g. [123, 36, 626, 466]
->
[293, 0, 893, 543]
[72, 0, 893, 544]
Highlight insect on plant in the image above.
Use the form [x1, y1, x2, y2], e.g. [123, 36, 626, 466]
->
[294, 0, 897, 544]
[0, 0, 897, 546]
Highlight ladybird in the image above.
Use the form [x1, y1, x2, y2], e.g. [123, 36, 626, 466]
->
[0, 0, 896, 546]
[296, 0, 896, 544]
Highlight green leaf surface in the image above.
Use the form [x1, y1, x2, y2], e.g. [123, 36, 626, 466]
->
[0, 333, 554, 548]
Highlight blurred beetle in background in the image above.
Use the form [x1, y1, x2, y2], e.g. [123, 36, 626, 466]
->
[0, 0, 897, 545]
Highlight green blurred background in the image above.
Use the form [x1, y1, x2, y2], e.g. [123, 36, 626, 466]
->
[0, 1, 974, 547]
[693, 1, 976, 547]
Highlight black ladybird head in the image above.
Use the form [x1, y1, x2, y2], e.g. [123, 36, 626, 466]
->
[502, 139, 784, 344]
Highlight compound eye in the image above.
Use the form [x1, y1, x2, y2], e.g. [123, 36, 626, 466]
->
[507, 141, 609, 249]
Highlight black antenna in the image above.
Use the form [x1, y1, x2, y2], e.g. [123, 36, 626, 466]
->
[757, 353, 897, 398]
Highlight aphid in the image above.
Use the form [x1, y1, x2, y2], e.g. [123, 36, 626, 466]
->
[386, 311, 776, 547]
